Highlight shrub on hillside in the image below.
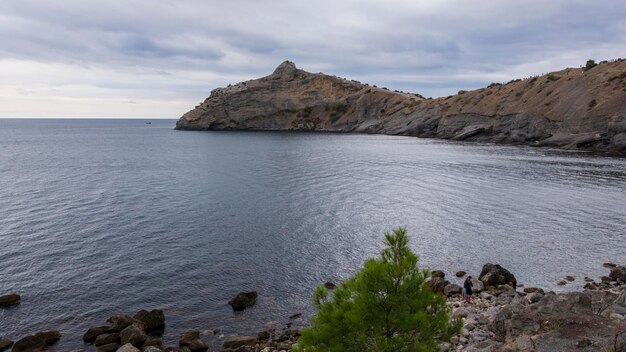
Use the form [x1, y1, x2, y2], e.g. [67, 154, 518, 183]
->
[584, 59, 598, 71]
[293, 228, 461, 352]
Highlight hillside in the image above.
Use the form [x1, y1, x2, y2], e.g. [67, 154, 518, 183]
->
[176, 60, 626, 154]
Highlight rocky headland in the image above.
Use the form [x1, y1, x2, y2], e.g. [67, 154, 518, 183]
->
[1, 264, 624, 352]
[176, 60, 626, 155]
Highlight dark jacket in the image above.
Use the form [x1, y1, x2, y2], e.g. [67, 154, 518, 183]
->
[464, 278, 473, 295]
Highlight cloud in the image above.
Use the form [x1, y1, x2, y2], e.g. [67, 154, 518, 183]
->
[0, 0, 625, 117]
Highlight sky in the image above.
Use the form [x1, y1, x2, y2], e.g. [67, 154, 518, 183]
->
[1, 1, 625, 118]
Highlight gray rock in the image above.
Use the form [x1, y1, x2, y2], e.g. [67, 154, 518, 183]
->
[187, 339, 208, 352]
[0, 294, 20, 308]
[133, 310, 165, 334]
[108, 315, 143, 332]
[455, 271, 466, 277]
[523, 287, 544, 294]
[228, 291, 258, 311]
[120, 324, 147, 348]
[479, 263, 517, 288]
[96, 333, 121, 346]
[444, 283, 462, 297]
[142, 347, 163, 352]
[117, 343, 141, 352]
[609, 265, 626, 281]
[323, 282, 336, 289]
[143, 338, 162, 348]
[431, 270, 445, 279]
[11, 335, 46, 352]
[222, 336, 258, 350]
[427, 277, 447, 294]
[526, 292, 543, 303]
[470, 278, 484, 293]
[179, 331, 200, 346]
[453, 308, 470, 318]
[276, 342, 291, 350]
[96, 342, 120, 352]
[84, 326, 111, 343]
[257, 331, 270, 341]
[33, 331, 61, 345]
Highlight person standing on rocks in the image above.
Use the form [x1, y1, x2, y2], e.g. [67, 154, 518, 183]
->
[463, 276, 474, 303]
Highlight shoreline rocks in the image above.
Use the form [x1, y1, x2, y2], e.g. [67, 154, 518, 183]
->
[228, 291, 258, 311]
[5, 263, 625, 352]
[0, 293, 21, 308]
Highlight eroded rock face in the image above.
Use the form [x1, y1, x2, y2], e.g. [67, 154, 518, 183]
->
[177, 60, 626, 155]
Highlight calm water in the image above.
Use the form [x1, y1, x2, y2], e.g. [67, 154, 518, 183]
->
[0, 119, 624, 350]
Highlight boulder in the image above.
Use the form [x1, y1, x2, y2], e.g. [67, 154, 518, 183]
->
[95, 333, 121, 346]
[179, 330, 208, 351]
[431, 270, 445, 279]
[565, 276, 575, 282]
[470, 278, 484, 293]
[609, 265, 626, 281]
[187, 339, 208, 352]
[228, 291, 258, 311]
[257, 330, 270, 341]
[133, 310, 164, 334]
[142, 347, 163, 352]
[84, 326, 111, 343]
[323, 282, 336, 289]
[108, 315, 142, 332]
[526, 292, 543, 304]
[11, 335, 46, 352]
[479, 263, 517, 288]
[523, 287, 545, 294]
[0, 338, 13, 352]
[116, 343, 140, 352]
[179, 331, 200, 346]
[0, 294, 20, 308]
[222, 336, 258, 350]
[444, 283, 462, 297]
[427, 277, 447, 294]
[33, 331, 61, 345]
[455, 271, 466, 277]
[289, 313, 302, 319]
[120, 324, 147, 348]
[143, 338, 162, 348]
[96, 342, 120, 352]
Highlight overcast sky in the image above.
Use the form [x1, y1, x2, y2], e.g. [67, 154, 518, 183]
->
[1, 1, 625, 118]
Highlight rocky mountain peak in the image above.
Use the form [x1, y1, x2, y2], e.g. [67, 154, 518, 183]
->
[271, 60, 298, 79]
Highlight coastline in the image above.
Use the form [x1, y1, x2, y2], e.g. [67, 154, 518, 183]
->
[2, 263, 624, 352]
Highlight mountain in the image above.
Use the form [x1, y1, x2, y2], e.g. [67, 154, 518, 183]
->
[176, 60, 626, 154]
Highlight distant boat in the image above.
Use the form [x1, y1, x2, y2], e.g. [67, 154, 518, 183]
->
[145, 122, 152, 124]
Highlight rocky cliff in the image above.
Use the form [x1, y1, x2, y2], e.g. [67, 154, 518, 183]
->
[176, 60, 626, 154]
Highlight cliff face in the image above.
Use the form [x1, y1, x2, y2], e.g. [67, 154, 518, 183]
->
[176, 60, 626, 154]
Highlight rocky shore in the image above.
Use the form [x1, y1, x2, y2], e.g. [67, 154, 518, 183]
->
[1, 264, 624, 352]
[176, 60, 626, 155]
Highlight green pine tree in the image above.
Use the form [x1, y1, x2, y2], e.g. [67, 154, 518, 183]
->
[293, 227, 461, 352]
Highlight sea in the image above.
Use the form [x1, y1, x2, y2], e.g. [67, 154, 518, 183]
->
[0, 118, 624, 350]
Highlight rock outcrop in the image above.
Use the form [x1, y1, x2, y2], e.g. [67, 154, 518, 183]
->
[177, 60, 626, 154]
